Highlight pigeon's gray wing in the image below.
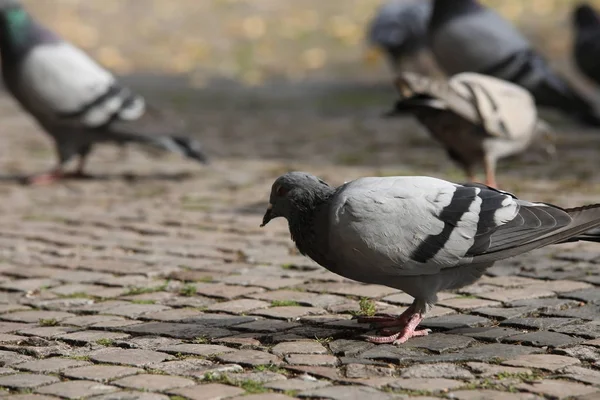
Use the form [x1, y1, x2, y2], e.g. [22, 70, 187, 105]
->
[394, 72, 538, 140]
[429, 7, 530, 75]
[329, 176, 600, 277]
[20, 42, 183, 135]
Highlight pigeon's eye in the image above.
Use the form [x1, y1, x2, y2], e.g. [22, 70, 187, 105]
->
[276, 185, 288, 197]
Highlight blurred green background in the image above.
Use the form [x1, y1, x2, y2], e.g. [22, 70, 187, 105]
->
[20, 0, 600, 87]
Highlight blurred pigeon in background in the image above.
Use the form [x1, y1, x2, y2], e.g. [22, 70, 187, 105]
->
[261, 172, 600, 344]
[385, 72, 554, 188]
[366, 0, 438, 75]
[0, 0, 209, 184]
[573, 3, 600, 86]
[429, 0, 600, 127]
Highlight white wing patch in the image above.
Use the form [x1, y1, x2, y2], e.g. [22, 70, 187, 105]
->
[494, 196, 519, 225]
[21, 42, 146, 128]
[22, 43, 114, 113]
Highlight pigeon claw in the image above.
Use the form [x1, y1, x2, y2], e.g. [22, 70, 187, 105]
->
[365, 328, 431, 345]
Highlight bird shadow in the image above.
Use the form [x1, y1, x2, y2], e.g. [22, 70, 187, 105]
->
[0, 171, 196, 186]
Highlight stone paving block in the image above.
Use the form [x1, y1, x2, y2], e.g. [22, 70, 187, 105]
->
[0, 373, 59, 389]
[345, 363, 395, 378]
[466, 362, 533, 377]
[56, 330, 130, 344]
[264, 378, 331, 392]
[298, 385, 399, 400]
[60, 315, 129, 327]
[251, 306, 326, 320]
[554, 345, 600, 361]
[119, 322, 233, 339]
[271, 340, 327, 356]
[447, 327, 524, 342]
[17, 325, 78, 338]
[88, 392, 169, 400]
[421, 343, 541, 363]
[517, 379, 599, 399]
[477, 288, 555, 302]
[471, 306, 533, 320]
[146, 358, 218, 376]
[0, 350, 33, 366]
[438, 297, 502, 310]
[500, 317, 579, 330]
[560, 365, 600, 385]
[179, 314, 258, 328]
[547, 305, 600, 320]
[584, 338, 600, 346]
[328, 339, 375, 357]
[388, 378, 464, 392]
[195, 283, 264, 299]
[448, 389, 543, 399]
[509, 298, 579, 311]
[229, 395, 296, 400]
[400, 363, 474, 379]
[206, 299, 270, 314]
[0, 333, 27, 343]
[102, 303, 172, 318]
[90, 348, 174, 366]
[4, 395, 63, 400]
[528, 280, 592, 293]
[403, 333, 475, 353]
[0, 322, 32, 333]
[552, 321, 600, 338]
[0, 310, 74, 323]
[36, 380, 118, 399]
[420, 314, 490, 330]
[502, 354, 580, 371]
[502, 331, 584, 347]
[139, 308, 205, 322]
[285, 354, 338, 366]
[113, 374, 195, 391]
[157, 343, 237, 357]
[217, 349, 281, 367]
[63, 365, 143, 382]
[246, 290, 321, 305]
[0, 279, 60, 293]
[14, 357, 90, 373]
[302, 282, 398, 298]
[114, 336, 182, 350]
[168, 383, 245, 400]
[234, 319, 301, 333]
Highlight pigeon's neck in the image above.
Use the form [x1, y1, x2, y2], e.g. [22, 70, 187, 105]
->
[0, 8, 55, 62]
[575, 7, 600, 30]
[288, 187, 335, 266]
[430, 0, 482, 29]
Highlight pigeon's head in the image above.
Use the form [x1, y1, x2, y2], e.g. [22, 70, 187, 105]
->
[261, 172, 332, 227]
[574, 3, 600, 28]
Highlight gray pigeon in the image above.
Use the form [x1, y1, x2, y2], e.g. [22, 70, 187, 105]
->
[573, 3, 600, 85]
[429, 0, 600, 127]
[386, 71, 553, 188]
[0, 1, 208, 184]
[261, 172, 600, 344]
[366, 0, 435, 74]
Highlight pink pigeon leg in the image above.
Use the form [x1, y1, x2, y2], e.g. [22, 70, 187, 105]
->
[365, 312, 430, 344]
[26, 167, 65, 185]
[357, 304, 416, 328]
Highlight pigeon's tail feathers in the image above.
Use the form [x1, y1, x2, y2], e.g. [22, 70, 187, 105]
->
[151, 136, 209, 165]
[476, 203, 600, 263]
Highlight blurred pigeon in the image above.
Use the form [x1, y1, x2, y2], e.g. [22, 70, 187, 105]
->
[366, 0, 437, 74]
[385, 72, 554, 188]
[429, 0, 600, 126]
[261, 172, 600, 344]
[0, 1, 208, 184]
[573, 3, 600, 85]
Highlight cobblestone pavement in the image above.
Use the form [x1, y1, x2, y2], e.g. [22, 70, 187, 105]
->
[0, 82, 600, 400]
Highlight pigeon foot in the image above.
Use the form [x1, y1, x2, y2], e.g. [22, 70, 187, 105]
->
[356, 314, 408, 328]
[364, 312, 428, 344]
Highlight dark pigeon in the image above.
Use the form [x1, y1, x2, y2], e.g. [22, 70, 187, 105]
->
[0, 0, 208, 184]
[573, 3, 600, 85]
[429, 0, 600, 127]
[261, 172, 600, 344]
[367, 0, 434, 73]
[385, 71, 553, 188]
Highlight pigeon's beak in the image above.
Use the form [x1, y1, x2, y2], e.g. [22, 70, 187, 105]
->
[260, 203, 274, 227]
